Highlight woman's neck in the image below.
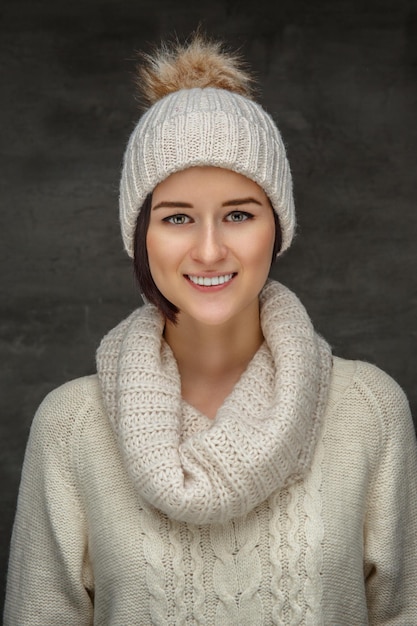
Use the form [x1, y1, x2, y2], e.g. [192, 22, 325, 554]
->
[163, 306, 264, 418]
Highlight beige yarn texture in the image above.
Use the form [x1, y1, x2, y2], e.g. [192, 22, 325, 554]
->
[6, 286, 417, 621]
[96, 280, 332, 525]
[119, 87, 295, 257]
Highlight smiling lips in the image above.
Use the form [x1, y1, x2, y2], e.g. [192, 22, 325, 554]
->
[187, 273, 235, 287]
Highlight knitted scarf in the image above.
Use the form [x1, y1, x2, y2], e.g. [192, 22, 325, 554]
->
[96, 280, 332, 525]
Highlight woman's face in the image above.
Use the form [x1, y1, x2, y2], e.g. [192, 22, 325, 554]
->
[146, 166, 276, 328]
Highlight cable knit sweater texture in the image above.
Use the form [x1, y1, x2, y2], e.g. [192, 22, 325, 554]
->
[4, 281, 417, 625]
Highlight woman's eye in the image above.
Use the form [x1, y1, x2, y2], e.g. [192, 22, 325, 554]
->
[226, 211, 252, 223]
[164, 214, 190, 225]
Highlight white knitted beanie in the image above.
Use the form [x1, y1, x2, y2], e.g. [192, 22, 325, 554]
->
[119, 36, 296, 258]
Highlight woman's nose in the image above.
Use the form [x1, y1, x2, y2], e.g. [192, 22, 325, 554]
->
[190, 223, 227, 264]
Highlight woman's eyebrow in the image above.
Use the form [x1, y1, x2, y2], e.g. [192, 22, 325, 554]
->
[222, 197, 262, 207]
[152, 201, 193, 210]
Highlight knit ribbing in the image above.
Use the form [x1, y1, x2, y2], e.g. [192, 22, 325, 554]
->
[96, 280, 332, 525]
[119, 87, 295, 257]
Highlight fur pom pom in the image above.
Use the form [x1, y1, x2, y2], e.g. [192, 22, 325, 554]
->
[135, 32, 255, 108]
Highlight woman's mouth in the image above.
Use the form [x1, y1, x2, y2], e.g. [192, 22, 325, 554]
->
[186, 273, 235, 287]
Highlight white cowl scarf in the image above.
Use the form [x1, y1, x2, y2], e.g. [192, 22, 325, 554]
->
[96, 280, 332, 525]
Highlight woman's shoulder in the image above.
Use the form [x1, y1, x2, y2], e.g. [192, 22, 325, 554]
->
[331, 356, 409, 403]
[328, 355, 413, 441]
[331, 355, 407, 397]
[38, 374, 102, 411]
[18, 375, 109, 492]
[30, 374, 104, 440]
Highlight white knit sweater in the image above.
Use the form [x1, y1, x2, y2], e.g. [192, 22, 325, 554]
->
[4, 282, 417, 624]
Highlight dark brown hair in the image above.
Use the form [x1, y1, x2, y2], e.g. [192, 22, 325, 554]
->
[133, 193, 282, 323]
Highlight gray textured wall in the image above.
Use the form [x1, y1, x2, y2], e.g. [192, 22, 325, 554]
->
[1, 0, 416, 611]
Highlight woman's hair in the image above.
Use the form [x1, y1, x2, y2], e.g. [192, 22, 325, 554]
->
[133, 193, 282, 323]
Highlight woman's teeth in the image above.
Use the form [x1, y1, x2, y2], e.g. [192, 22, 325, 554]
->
[188, 274, 234, 286]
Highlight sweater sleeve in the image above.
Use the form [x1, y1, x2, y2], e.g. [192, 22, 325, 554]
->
[360, 363, 417, 624]
[3, 378, 95, 625]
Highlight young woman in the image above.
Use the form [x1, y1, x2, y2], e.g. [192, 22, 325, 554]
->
[4, 33, 417, 625]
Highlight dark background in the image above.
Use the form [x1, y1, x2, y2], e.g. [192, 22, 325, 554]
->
[1, 0, 416, 613]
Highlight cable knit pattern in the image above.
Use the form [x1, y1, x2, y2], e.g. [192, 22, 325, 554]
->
[286, 488, 303, 624]
[187, 524, 206, 625]
[96, 280, 332, 525]
[232, 513, 263, 618]
[5, 336, 417, 623]
[141, 506, 169, 623]
[303, 432, 324, 625]
[269, 490, 287, 623]
[210, 512, 263, 623]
